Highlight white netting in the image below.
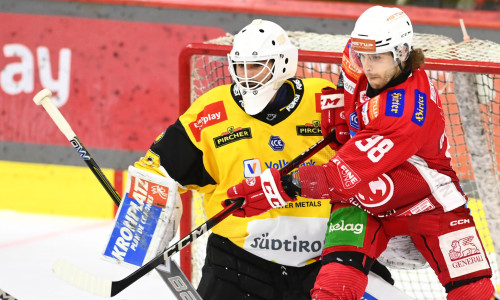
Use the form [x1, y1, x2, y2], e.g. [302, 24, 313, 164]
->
[183, 32, 500, 298]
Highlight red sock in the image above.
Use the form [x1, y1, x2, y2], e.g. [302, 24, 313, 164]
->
[311, 263, 368, 300]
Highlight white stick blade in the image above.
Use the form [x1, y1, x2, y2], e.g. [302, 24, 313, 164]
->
[33, 89, 52, 105]
[53, 259, 112, 297]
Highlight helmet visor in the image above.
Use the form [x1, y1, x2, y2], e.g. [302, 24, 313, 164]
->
[349, 46, 399, 89]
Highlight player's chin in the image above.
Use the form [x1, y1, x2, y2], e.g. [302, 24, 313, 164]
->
[366, 77, 385, 89]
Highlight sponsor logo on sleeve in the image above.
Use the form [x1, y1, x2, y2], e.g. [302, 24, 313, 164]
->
[188, 101, 228, 142]
[332, 156, 361, 189]
[343, 75, 356, 95]
[438, 227, 490, 278]
[385, 89, 405, 117]
[412, 90, 427, 127]
[269, 136, 285, 151]
[213, 126, 252, 148]
[296, 120, 322, 136]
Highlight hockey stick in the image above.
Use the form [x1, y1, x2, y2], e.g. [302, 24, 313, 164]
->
[46, 96, 338, 297]
[33, 89, 201, 299]
[33, 89, 120, 206]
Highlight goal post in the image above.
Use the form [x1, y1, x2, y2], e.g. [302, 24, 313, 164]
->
[177, 33, 500, 298]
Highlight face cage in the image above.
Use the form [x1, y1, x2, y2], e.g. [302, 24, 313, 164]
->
[228, 57, 276, 92]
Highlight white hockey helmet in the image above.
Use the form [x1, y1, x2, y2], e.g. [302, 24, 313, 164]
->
[350, 6, 413, 64]
[228, 19, 298, 115]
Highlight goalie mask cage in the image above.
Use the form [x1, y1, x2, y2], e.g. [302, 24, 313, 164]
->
[177, 32, 500, 299]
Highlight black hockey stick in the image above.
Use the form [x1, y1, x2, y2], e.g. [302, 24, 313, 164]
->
[33, 89, 201, 299]
[41, 91, 338, 296]
[33, 89, 121, 206]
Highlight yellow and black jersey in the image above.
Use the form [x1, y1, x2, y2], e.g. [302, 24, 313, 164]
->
[146, 78, 336, 267]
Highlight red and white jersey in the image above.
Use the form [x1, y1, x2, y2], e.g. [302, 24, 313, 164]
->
[307, 41, 467, 217]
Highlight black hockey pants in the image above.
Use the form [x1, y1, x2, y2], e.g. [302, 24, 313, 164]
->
[196, 233, 322, 300]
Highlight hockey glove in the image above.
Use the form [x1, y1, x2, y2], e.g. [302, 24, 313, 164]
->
[320, 87, 350, 150]
[225, 168, 297, 218]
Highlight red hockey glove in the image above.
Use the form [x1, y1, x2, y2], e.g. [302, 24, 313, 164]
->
[224, 168, 295, 218]
[320, 87, 350, 150]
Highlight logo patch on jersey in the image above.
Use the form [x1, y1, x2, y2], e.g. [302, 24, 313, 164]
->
[285, 94, 301, 112]
[244, 158, 262, 178]
[438, 227, 490, 278]
[369, 97, 380, 120]
[349, 111, 359, 130]
[189, 101, 228, 142]
[356, 174, 394, 207]
[296, 120, 322, 136]
[213, 126, 252, 148]
[332, 156, 360, 189]
[361, 96, 380, 126]
[412, 90, 427, 126]
[359, 91, 370, 105]
[292, 79, 303, 90]
[385, 89, 405, 117]
[269, 136, 285, 151]
[399, 198, 435, 216]
[343, 75, 356, 95]
[265, 159, 316, 170]
[324, 206, 367, 248]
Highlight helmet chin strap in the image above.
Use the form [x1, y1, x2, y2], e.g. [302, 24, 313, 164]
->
[397, 60, 404, 72]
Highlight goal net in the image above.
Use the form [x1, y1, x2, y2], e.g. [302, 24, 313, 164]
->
[177, 31, 500, 299]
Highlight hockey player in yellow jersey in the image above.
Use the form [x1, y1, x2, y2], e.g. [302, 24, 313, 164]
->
[134, 20, 391, 299]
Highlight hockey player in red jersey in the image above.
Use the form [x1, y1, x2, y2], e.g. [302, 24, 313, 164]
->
[226, 6, 495, 300]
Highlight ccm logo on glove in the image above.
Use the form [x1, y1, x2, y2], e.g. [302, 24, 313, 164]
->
[225, 168, 295, 218]
[261, 171, 287, 208]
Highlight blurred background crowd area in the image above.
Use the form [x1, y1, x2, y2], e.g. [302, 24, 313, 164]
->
[312, 0, 499, 10]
